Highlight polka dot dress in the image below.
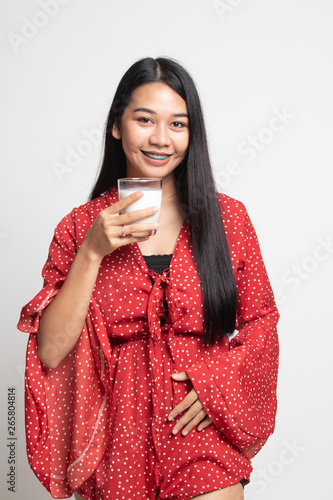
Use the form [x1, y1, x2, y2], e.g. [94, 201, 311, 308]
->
[17, 187, 279, 499]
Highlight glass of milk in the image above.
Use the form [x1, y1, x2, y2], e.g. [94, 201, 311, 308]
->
[117, 178, 162, 235]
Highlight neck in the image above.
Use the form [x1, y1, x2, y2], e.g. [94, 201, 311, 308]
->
[161, 174, 177, 202]
[160, 174, 184, 223]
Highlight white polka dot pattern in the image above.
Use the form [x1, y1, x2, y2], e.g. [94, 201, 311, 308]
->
[17, 187, 279, 499]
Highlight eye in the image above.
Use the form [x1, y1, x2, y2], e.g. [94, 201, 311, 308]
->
[172, 121, 187, 129]
[137, 117, 153, 124]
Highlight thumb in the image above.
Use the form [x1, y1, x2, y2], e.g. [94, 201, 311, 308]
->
[171, 371, 189, 381]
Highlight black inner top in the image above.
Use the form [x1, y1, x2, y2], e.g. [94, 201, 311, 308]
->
[142, 254, 172, 326]
[143, 254, 172, 276]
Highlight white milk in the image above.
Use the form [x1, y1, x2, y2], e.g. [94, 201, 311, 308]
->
[118, 188, 162, 226]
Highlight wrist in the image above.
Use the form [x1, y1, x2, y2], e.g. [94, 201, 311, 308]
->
[78, 240, 104, 266]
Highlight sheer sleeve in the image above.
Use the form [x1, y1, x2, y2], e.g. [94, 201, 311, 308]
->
[17, 210, 77, 333]
[16, 207, 111, 498]
[187, 208, 279, 459]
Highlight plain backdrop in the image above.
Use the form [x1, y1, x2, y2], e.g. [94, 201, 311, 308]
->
[1, 1, 332, 499]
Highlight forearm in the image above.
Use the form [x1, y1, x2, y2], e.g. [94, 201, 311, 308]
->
[36, 192, 158, 369]
[37, 244, 102, 369]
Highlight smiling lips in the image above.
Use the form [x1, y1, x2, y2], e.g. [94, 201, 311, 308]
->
[142, 150, 172, 160]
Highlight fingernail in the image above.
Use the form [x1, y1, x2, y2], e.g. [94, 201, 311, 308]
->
[168, 415, 174, 421]
[182, 430, 188, 436]
[154, 223, 159, 228]
[172, 428, 179, 435]
[153, 206, 159, 212]
[136, 191, 143, 197]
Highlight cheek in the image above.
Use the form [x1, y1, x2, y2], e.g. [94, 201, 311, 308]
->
[179, 134, 190, 153]
[182, 128, 190, 145]
[122, 127, 145, 150]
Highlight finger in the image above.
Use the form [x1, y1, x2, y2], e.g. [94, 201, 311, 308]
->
[171, 371, 190, 381]
[116, 234, 150, 247]
[121, 222, 159, 237]
[117, 205, 159, 226]
[180, 409, 208, 436]
[106, 190, 144, 215]
[198, 416, 213, 432]
[167, 389, 198, 421]
[170, 401, 205, 435]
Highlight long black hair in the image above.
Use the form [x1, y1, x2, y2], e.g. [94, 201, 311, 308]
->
[90, 57, 238, 344]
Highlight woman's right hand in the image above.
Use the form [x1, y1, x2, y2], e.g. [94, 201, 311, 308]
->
[81, 191, 159, 260]
[37, 191, 159, 369]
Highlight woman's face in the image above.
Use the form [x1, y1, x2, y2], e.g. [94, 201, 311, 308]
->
[112, 82, 190, 181]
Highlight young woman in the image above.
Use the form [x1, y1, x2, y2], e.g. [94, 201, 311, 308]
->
[18, 57, 279, 500]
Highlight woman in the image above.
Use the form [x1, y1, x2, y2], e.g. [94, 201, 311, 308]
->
[18, 57, 279, 500]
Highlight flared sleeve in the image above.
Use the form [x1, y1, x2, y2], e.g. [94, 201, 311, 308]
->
[17, 209, 111, 498]
[186, 206, 279, 460]
[17, 211, 77, 333]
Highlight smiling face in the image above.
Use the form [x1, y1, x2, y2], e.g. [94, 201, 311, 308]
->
[112, 82, 190, 182]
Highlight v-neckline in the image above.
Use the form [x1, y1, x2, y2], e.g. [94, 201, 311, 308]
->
[134, 218, 187, 274]
[107, 185, 187, 274]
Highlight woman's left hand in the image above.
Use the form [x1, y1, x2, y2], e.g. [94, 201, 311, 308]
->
[167, 371, 212, 436]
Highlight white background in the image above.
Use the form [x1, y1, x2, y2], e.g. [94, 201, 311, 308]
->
[1, 0, 332, 499]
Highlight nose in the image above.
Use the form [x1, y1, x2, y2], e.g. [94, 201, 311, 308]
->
[149, 123, 171, 147]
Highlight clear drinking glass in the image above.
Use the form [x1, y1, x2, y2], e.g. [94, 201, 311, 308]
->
[117, 177, 162, 235]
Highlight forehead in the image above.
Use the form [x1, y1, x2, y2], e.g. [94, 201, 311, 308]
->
[128, 82, 188, 113]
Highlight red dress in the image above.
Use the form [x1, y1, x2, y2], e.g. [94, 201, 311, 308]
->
[17, 187, 279, 500]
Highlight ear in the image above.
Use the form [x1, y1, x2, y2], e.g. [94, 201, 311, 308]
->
[112, 118, 122, 140]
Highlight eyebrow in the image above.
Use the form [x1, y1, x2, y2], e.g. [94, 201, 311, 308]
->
[133, 107, 189, 118]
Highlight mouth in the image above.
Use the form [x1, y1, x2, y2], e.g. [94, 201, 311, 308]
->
[141, 150, 172, 160]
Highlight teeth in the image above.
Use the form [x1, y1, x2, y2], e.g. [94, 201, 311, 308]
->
[143, 151, 170, 160]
